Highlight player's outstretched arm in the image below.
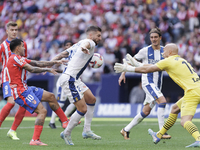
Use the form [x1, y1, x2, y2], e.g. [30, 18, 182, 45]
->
[29, 60, 64, 67]
[23, 63, 58, 75]
[51, 51, 69, 61]
[114, 62, 161, 73]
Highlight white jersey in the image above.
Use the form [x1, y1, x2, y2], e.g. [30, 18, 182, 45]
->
[134, 45, 164, 89]
[63, 39, 96, 79]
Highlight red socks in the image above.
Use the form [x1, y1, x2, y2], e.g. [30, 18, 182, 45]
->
[0, 102, 14, 127]
[11, 106, 26, 131]
[32, 125, 43, 140]
[54, 107, 68, 123]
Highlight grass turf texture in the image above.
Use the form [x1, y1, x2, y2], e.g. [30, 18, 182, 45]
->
[0, 117, 199, 150]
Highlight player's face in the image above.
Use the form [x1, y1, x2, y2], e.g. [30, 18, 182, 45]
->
[91, 31, 102, 45]
[19, 42, 25, 56]
[163, 45, 170, 58]
[6, 26, 18, 40]
[64, 42, 72, 49]
[150, 33, 161, 46]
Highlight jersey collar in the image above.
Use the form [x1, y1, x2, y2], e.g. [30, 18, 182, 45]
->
[6, 39, 11, 43]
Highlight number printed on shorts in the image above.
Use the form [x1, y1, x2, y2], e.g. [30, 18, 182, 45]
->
[26, 94, 34, 102]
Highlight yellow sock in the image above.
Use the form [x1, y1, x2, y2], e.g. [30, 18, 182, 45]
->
[184, 121, 200, 141]
[156, 113, 178, 139]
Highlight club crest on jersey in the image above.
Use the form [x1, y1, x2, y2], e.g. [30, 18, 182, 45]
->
[32, 99, 37, 104]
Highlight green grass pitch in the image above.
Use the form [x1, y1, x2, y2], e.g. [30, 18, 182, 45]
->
[0, 117, 199, 150]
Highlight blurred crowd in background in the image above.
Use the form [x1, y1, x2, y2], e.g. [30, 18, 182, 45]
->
[0, 0, 200, 83]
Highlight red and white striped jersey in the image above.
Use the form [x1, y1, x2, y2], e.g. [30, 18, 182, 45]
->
[0, 39, 27, 83]
[6, 53, 31, 99]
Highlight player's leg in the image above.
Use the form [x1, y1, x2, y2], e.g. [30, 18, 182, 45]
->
[14, 87, 47, 145]
[64, 103, 76, 117]
[62, 98, 86, 145]
[61, 76, 86, 145]
[7, 106, 26, 140]
[148, 101, 181, 144]
[144, 84, 171, 139]
[49, 79, 66, 128]
[156, 96, 166, 130]
[181, 89, 200, 147]
[38, 88, 68, 128]
[0, 82, 15, 127]
[122, 102, 152, 140]
[30, 102, 47, 146]
[82, 89, 101, 140]
[156, 96, 171, 139]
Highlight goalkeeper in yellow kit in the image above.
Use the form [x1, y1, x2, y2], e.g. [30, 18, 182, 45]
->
[114, 43, 200, 148]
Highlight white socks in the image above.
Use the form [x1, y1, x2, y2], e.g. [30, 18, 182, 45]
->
[83, 104, 95, 132]
[64, 110, 84, 135]
[124, 112, 146, 132]
[157, 103, 166, 130]
[64, 103, 76, 117]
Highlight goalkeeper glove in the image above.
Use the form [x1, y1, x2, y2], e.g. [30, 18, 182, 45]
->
[126, 54, 143, 67]
[114, 60, 136, 73]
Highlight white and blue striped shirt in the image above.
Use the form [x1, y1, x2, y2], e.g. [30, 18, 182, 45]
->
[134, 45, 164, 89]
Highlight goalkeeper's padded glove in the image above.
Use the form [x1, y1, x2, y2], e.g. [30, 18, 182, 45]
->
[126, 54, 143, 67]
[114, 62, 136, 73]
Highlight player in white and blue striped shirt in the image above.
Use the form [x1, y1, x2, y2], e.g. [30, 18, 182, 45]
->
[119, 27, 171, 140]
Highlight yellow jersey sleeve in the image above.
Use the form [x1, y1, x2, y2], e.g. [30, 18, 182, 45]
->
[156, 55, 200, 91]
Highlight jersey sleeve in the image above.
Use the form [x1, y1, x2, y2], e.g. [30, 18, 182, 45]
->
[134, 48, 145, 61]
[155, 58, 169, 71]
[13, 55, 29, 68]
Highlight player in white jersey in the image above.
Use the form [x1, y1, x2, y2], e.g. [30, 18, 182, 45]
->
[51, 26, 102, 145]
[49, 41, 81, 129]
[119, 27, 171, 140]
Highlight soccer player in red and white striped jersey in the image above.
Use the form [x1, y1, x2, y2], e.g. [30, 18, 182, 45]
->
[7, 38, 68, 145]
[0, 21, 27, 140]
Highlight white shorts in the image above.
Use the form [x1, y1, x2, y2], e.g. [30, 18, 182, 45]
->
[142, 83, 163, 108]
[57, 74, 88, 103]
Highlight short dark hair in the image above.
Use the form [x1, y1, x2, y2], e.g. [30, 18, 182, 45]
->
[86, 26, 101, 34]
[10, 39, 23, 52]
[149, 27, 162, 37]
[63, 40, 73, 46]
[6, 21, 18, 30]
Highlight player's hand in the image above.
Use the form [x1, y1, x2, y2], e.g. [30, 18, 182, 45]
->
[126, 54, 143, 67]
[114, 59, 128, 73]
[60, 59, 68, 65]
[118, 72, 126, 86]
[81, 46, 90, 54]
[114, 63, 127, 73]
[48, 68, 58, 75]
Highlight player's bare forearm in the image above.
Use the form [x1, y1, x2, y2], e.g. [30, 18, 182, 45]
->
[135, 65, 161, 73]
[23, 63, 54, 73]
[51, 51, 69, 61]
[29, 60, 56, 67]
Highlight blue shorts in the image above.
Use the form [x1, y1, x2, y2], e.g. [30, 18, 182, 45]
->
[15, 86, 44, 114]
[2, 81, 12, 99]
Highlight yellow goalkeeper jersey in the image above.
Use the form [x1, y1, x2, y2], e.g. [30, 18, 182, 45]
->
[156, 55, 200, 92]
